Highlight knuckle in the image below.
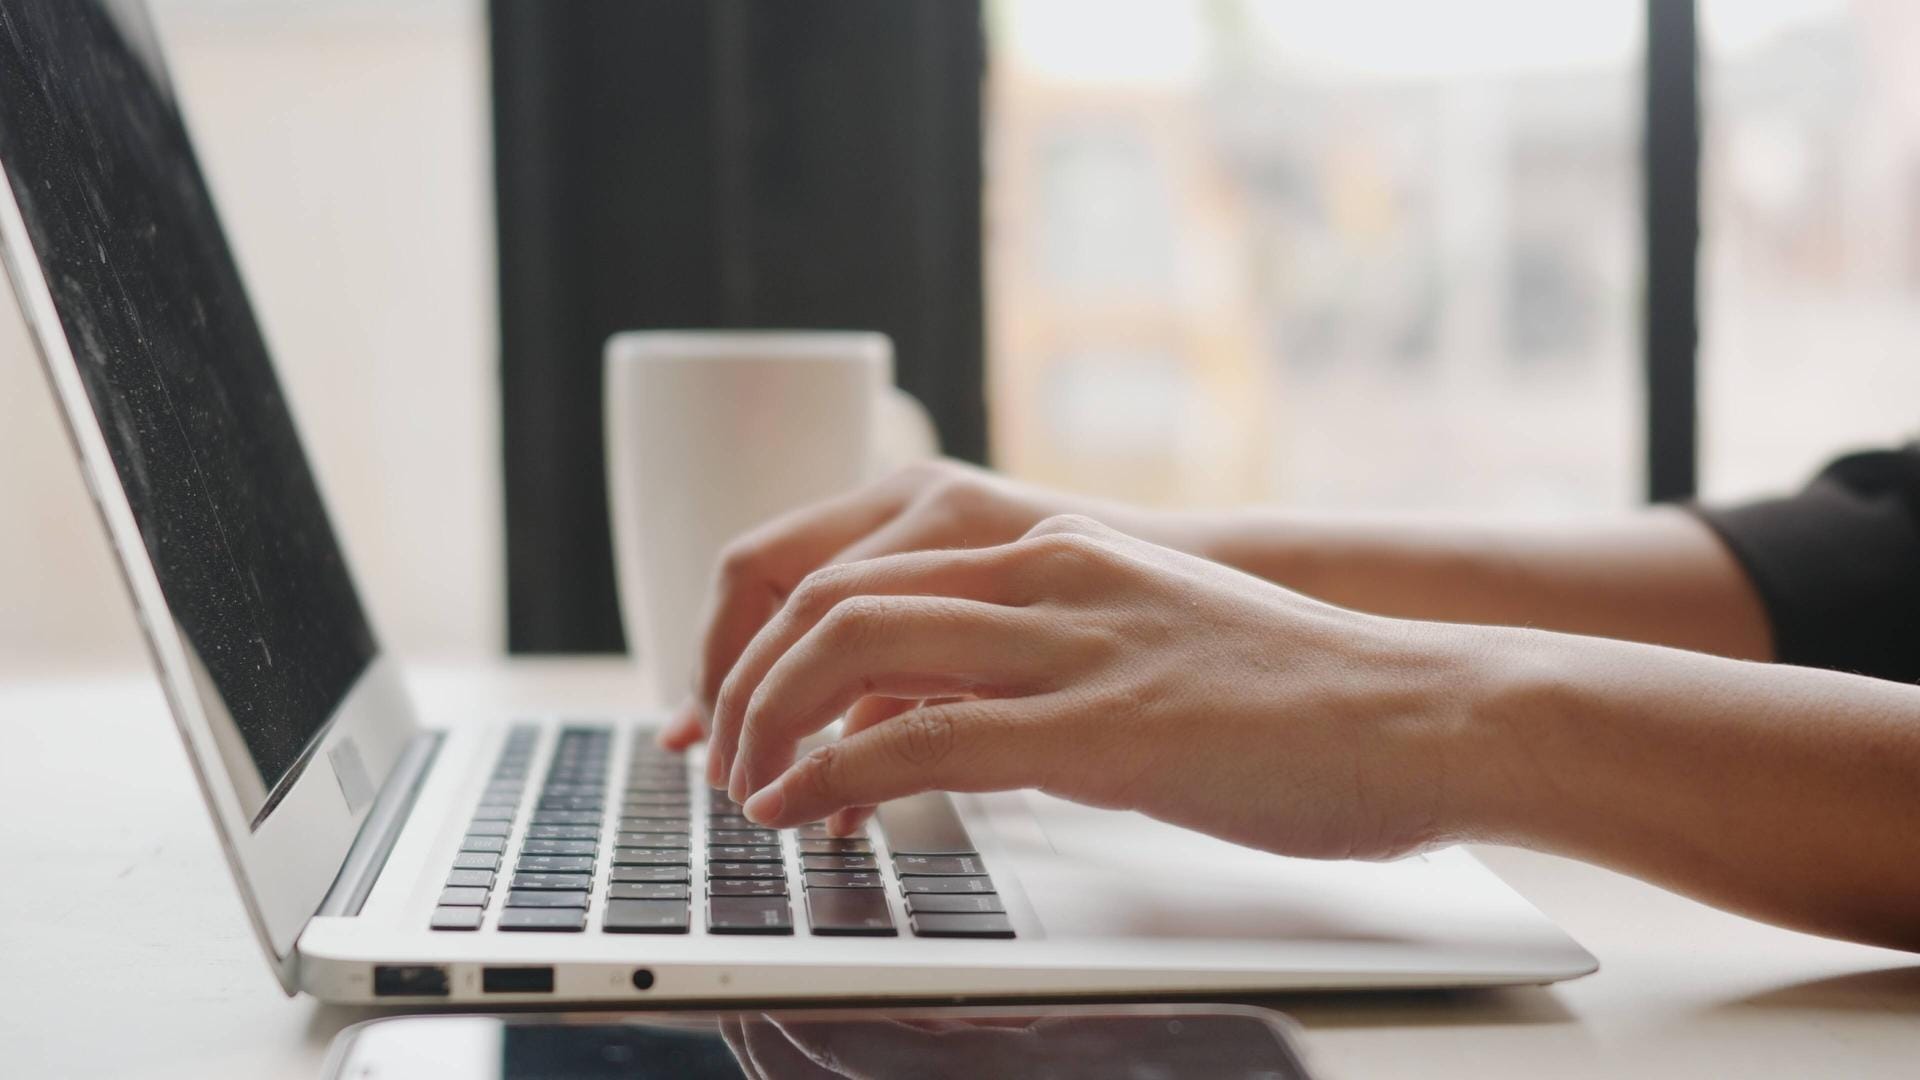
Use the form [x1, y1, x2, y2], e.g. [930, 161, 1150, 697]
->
[819, 595, 888, 647]
[1022, 530, 1109, 573]
[1025, 512, 1099, 539]
[894, 709, 958, 770]
[787, 565, 855, 621]
[894, 459, 952, 490]
[920, 474, 984, 515]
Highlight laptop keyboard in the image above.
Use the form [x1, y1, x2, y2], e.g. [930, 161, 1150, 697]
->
[428, 723, 1016, 939]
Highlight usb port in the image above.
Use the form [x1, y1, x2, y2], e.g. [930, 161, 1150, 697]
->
[372, 965, 449, 997]
[482, 966, 554, 993]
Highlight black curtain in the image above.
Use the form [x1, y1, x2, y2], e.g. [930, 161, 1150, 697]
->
[492, 0, 985, 653]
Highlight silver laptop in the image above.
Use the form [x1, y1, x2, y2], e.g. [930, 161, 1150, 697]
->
[0, 0, 1594, 1003]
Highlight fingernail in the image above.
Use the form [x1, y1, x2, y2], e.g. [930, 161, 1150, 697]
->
[727, 761, 748, 804]
[705, 752, 727, 788]
[743, 780, 785, 824]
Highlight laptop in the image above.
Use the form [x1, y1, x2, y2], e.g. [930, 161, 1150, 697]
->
[0, 0, 1595, 1003]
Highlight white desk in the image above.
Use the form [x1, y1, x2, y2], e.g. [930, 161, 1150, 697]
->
[2, 659, 1915, 1079]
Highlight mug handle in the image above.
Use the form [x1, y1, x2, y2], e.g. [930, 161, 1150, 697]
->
[874, 385, 941, 475]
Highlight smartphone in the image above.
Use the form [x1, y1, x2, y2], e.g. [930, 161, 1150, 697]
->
[321, 1004, 1316, 1080]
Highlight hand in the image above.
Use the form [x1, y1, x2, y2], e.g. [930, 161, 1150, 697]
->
[706, 514, 1487, 862]
[660, 461, 1170, 750]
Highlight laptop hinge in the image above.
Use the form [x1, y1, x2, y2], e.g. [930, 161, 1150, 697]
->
[316, 730, 444, 919]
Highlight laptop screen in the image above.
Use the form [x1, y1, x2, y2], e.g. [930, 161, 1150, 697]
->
[0, 1, 377, 823]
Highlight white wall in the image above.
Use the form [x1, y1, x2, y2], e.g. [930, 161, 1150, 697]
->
[0, 1, 499, 672]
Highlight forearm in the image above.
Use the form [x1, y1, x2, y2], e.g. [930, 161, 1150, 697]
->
[1452, 625, 1920, 951]
[1164, 506, 1773, 661]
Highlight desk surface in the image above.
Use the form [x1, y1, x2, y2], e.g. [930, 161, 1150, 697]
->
[2, 658, 1915, 1080]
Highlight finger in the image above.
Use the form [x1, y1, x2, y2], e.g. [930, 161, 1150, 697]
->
[691, 474, 929, 725]
[728, 597, 1052, 801]
[656, 699, 706, 750]
[811, 696, 918, 834]
[823, 495, 984, 567]
[823, 695, 967, 835]
[706, 546, 1034, 788]
[841, 694, 921, 734]
[826, 805, 875, 837]
[742, 698, 1051, 827]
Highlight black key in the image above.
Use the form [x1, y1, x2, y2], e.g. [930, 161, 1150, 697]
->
[603, 899, 690, 934]
[466, 820, 511, 837]
[623, 792, 689, 805]
[619, 812, 690, 828]
[516, 855, 594, 874]
[538, 796, 604, 812]
[460, 835, 507, 854]
[892, 854, 988, 877]
[522, 839, 597, 856]
[806, 887, 897, 936]
[530, 811, 600, 826]
[511, 872, 594, 891]
[709, 862, 784, 879]
[610, 882, 691, 901]
[709, 878, 788, 897]
[540, 781, 600, 794]
[611, 847, 689, 866]
[796, 822, 865, 840]
[525, 825, 599, 841]
[499, 907, 587, 932]
[624, 783, 689, 796]
[446, 869, 495, 889]
[906, 892, 1005, 915]
[899, 875, 995, 894]
[482, 782, 524, 799]
[805, 871, 883, 890]
[611, 865, 690, 884]
[430, 906, 483, 931]
[801, 854, 878, 872]
[709, 829, 778, 846]
[708, 895, 793, 935]
[875, 792, 976, 855]
[908, 911, 1015, 938]
[797, 838, 872, 855]
[505, 889, 589, 908]
[453, 852, 501, 871]
[706, 844, 783, 862]
[438, 885, 490, 907]
[469, 805, 517, 821]
[616, 832, 689, 849]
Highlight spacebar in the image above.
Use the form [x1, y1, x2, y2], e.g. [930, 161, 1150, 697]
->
[875, 792, 975, 855]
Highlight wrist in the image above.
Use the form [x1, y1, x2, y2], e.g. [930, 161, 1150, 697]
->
[1435, 623, 1583, 850]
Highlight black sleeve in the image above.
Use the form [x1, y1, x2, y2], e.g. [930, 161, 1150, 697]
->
[1691, 443, 1920, 684]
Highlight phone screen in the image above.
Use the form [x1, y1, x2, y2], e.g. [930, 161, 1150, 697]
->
[327, 1006, 1313, 1080]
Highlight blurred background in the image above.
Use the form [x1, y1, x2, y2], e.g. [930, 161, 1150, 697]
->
[3, 0, 1918, 672]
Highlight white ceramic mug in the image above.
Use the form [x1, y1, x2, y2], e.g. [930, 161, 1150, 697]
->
[605, 330, 940, 707]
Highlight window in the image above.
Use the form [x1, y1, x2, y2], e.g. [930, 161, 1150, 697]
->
[987, 0, 1645, 513]
[1700, 0, 1920, 500]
